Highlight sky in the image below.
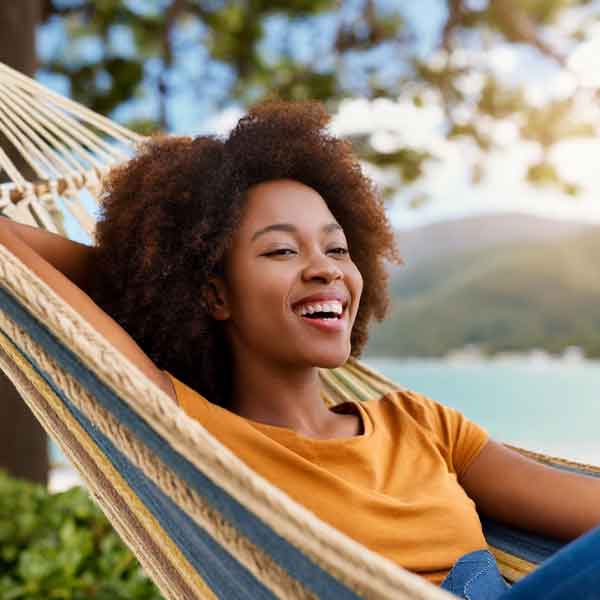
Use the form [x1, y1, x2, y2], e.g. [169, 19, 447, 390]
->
[35, 0, 600, 233]
[377, 0, 600, 228]
[198, 95, 600, 230]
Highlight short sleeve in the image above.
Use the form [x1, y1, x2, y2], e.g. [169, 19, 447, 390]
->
[403, 391, 489, 479]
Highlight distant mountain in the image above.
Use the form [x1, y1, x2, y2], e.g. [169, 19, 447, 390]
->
[366, 217, 600, 358]
[393, 213, 592, 275]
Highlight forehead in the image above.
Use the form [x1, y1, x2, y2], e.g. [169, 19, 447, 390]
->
[240, 179, 336, 229]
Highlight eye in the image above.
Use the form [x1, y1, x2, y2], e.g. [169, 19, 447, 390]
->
[263, 248, 297, 257]
[328, 247, 349, 256]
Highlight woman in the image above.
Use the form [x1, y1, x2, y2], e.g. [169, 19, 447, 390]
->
[1, 100, 599, 599]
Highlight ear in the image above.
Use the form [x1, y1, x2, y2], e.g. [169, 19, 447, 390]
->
[205, 276, 231, 321]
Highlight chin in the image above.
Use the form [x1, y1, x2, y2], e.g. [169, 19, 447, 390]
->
[309, 349, 351, 369]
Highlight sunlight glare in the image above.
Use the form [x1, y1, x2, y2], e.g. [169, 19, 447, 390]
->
[568, 37, 600, 87]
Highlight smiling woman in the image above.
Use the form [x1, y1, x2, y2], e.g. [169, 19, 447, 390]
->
[204, 178, 365, 433]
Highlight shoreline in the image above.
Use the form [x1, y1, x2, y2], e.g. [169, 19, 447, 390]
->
[364, 353, 600, 368]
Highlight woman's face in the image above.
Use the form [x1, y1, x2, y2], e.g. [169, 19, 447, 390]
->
[212, 179, 363, 370]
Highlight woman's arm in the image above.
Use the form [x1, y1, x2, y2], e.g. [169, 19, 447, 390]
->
[0, 216, 96, 293]
[0, 216, 176, 402]
[460, 439, 600, 541]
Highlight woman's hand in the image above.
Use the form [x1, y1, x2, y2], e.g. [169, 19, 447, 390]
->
[460, 439, 600, 541]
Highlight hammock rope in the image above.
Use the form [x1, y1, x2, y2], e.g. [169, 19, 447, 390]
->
[0, 61, 143, 236]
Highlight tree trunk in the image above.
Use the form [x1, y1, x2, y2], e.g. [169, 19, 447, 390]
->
[0, 0, 50, 486]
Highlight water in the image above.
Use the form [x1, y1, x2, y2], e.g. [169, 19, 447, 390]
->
[50, 358, 600, 468]
[364, 357, 600, 466]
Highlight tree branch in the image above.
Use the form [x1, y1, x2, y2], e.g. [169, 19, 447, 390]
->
[158, 0, 186, 130]
[442, 0, 466, 51]
[489, 0, 566, 67]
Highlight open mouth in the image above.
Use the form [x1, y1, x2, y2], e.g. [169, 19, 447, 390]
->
[301, 309, 343, 320]
[293, 299, 347, 321]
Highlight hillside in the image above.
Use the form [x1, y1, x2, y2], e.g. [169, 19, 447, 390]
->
[392, 213, 591, 274]
[366, 224, 600, 358]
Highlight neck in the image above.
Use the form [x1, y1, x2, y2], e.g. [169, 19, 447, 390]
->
[228, 353, 335, 436]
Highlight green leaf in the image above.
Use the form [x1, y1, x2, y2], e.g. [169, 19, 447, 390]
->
[0, 471, 164, 598]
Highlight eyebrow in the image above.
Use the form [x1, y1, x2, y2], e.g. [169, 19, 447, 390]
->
[251, 222, 343, 242]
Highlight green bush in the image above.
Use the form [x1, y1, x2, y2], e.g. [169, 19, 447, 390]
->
[0, 470, 164, 599]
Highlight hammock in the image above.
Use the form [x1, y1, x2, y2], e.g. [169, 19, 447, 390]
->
[1, 61, 599, 599]
[0, 61, 142, 235]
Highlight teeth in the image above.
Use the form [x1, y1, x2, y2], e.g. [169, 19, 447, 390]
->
[296, 300, 343, 316]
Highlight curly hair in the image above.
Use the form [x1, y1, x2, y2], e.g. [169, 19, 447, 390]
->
[91, 100, 401, 407]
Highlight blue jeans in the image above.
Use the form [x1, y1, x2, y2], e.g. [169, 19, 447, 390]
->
[441, 525, 600, 599]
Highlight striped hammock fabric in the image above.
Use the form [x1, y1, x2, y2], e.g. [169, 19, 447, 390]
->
[1, 60, 600, 598]
[0, 243, 455, 600]
[2, 243, 600, 599]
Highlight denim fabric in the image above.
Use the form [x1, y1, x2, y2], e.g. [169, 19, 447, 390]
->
[502, 524, 600, 600]
[440, 549, 509, 599]
[443, 525, 600, 600]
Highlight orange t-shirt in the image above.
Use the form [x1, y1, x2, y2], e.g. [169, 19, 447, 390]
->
[165, 371, 489, 585]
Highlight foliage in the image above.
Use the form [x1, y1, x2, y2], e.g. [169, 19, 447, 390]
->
[0, 471, 163, 600]
[37, 0, 600, 196]
[366, 228, 600, 359]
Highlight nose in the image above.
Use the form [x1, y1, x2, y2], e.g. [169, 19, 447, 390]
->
[301, 252, 343, 284]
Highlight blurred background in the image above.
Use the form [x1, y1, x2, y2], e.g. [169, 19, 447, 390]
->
[1, 0, 600, 493]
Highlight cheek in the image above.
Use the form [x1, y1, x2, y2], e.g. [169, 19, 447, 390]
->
[349, 262, 364, 300]
[345, 263, 363, 327]
[229, 261, 291, 321]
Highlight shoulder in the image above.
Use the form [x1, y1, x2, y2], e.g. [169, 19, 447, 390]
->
[373, 388, 489, 476]
[370, 388, 445, 427]
[368, 388, 475, 443]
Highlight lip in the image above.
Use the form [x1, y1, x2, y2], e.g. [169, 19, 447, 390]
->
[298, 311, 347, 332]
